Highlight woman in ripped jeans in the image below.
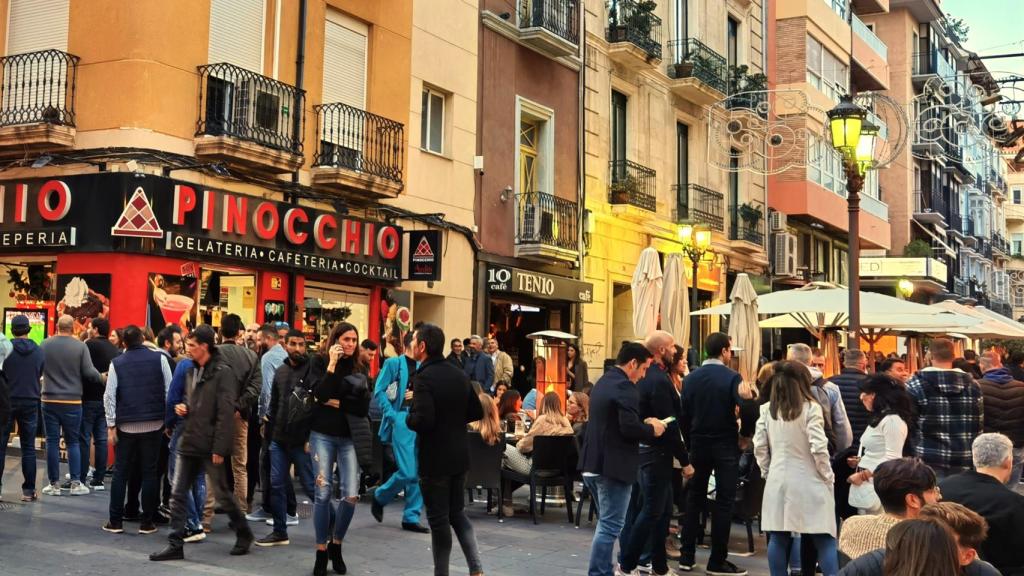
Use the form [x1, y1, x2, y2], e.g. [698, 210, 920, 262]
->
[308, 321, 370, 576]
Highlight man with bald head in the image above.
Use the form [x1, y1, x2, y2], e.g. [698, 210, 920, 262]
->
[617, 331, 693, 576]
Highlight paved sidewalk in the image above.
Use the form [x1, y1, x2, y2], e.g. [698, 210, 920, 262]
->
[1, 456, 770, 575]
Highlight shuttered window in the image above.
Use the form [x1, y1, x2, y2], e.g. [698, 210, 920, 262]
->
[208, 0, 264, 72]
[323, 10, 367, 109]
[7, 0, 69, 54]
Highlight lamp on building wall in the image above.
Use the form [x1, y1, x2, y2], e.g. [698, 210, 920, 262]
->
[897, 278, 915, 299]
[679, 224, 714, 351]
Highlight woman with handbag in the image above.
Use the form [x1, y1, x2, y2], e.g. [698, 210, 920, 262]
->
[309, 322, 371, 576]
[754, 361, 838, 576]
[846, 374, 914, 515]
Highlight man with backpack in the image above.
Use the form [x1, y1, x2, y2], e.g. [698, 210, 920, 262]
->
[254, 329, 316, 547]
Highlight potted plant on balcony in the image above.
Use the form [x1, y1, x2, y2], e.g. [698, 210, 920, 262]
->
[903, 239, 933, 258]
[610, 174, 639, 205]
[727, 65, 768, 109]
[607, 1, 657, 46]
[739, 202, 762, 227]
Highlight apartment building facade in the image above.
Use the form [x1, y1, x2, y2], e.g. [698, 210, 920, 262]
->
[0, 0, 476, 357]
[582, 0, 770, 365]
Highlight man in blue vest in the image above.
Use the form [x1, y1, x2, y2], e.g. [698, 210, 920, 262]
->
[370, 331, 428, 533]
[102, 325, 172, 535]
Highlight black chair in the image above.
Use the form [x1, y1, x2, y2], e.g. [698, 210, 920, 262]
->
[465, 431, 504, 521]
[502, 435, 575, 524]
[733, 458, 765, 553]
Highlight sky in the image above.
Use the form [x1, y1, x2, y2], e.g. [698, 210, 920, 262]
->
[942, 0, 1024, 83]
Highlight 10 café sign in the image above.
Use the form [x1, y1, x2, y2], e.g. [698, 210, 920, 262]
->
[487, 265, 593, 303]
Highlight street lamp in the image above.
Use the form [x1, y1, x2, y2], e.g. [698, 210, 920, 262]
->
[828, 94, 872, 352]
[679, 224, 714, 351]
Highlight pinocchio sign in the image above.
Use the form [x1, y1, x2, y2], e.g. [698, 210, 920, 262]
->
[0, 174, 404, 281]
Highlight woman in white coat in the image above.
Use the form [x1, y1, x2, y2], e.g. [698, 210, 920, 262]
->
[754, 361, 838, 576]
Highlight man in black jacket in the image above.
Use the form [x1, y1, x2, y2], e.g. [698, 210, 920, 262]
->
[254, 329, 315, 547]
[84, 318, 120, 491]
[151, 325, 253, 561]
[679, 333, 754, 575]
[447, 338, 465, 369]
[977, 351, 1024, 486]
[215, 314, 261, 515]
[580, 342, 665, 576]
[406, 323, 484, 576]
[618, 331, 692, 576]
[830, 349, 870, 446]
[940, 433, 1024, 575]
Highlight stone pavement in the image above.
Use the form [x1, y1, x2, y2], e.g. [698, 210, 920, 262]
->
[0, 456, 771, 575]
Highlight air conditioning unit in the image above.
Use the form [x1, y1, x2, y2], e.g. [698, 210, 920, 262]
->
[773, 232, 798, 277]
[769, 210, 788, 232]
[233, 79, 282, 147]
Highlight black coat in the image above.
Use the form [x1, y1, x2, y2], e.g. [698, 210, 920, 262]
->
[830, 368, 869, 446]
[218, 342, 262, 419]
[578, 367, 656, 484]
[178, 351, 237, 458]
[941, 470, 1024, 575]
[267, 358, 314, 448]
[636, 362, 688, 466]
[406, 356, 483, 478]
[978, 369, 1024, 447]
[839, 549, 1001, 576]
[0, 370, 9, 431]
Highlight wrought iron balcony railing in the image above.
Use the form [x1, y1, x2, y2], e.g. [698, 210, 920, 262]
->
[913, 186, 946, 216]
[514, 191, 579, 252]
[947, 206, 963, 233]
[953, 276, 969, 297]
[688, 183, 724, 232]
[519, 0, 579, 45]
[197, 62, 305, 153]
[609, 159, 657, 211]
[607, 0, 662, 60]
[666, 38, 727, 93]
[731, 200, 764, 245]
[0, 49, 79, 127]
[312, 102, 404, 183]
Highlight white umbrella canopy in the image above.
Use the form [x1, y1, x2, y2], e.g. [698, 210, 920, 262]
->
[692, 282, 938, 319]
[758, 311, 981, 332]
[932, 301, 1024, 338]
[661, 253, 689, 347]
[728, 274, 760, 385]
[972, 306, 1024, 338]
[631, 247, 664, 339]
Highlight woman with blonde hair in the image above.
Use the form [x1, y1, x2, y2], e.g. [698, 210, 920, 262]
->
[754, 361, 837, 576]
[503, 392, 573, 474]
[881, 518, 961, 576]
[567, 391, 590, 437]
[469, 393, 502, 446]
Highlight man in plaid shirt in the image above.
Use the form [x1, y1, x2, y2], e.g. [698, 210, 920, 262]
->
[906, 338, 984, 478]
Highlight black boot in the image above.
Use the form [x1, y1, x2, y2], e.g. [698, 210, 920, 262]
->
[328, 542, 346, 574]
[313, 549, 329, 576]
[149, 545, 184, 562]
[230, 526, 254, 556]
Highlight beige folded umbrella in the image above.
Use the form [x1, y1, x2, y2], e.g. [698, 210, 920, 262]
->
[728, 274, 760, 385]
[631, 247, 663, 339]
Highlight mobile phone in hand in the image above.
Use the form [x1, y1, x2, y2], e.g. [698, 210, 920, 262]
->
[660, 416, 676, 425]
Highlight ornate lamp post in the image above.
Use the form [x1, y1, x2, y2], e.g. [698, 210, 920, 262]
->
[679, 224, 713, 351]
[828, 95, 879, 352]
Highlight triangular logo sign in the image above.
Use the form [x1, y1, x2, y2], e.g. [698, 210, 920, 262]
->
[413, 236, 434, 260]
[112, 187, 164, 238]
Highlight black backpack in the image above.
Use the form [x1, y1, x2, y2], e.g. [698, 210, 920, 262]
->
[811, 377, 838, 456]
[283, 363, 315, 437]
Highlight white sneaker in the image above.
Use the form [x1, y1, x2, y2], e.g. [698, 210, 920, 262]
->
[41, 483, 61, 496]
[183, 528, 207, 543]
[69, 481, 90, 496]
[265, 514, 299, 526]
[615, 567, 640, 576]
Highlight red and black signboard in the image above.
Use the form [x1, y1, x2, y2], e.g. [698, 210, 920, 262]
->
[405, 230, 442, 281]
[0, 174, 404, 282]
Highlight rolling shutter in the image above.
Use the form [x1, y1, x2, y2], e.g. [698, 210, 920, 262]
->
[323, 10, 366, 109]
[208, 0, 264, 72]
[7, 0, 69, 54]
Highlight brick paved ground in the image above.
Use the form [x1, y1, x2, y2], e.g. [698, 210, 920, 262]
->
[0, 456, 771, 576]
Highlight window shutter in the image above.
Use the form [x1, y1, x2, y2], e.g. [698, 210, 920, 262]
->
[7, 0, 69, 54]
[323, 10, 367, 109]
[209, 0, 264, 72]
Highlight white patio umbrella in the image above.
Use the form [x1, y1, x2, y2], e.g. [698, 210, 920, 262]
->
[661, 253, 689, 347]
[631, 247, 663, 339]
[932, 301, 1024, 339]
[728, 274, 760, 385]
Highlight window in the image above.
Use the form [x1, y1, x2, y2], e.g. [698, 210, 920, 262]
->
[516, 97, 554, 194]
[323, 10, 367, 109]
[677, 123, 689, 218]
[611, 90, 628, 167]
[727, 16, 740, 68]
[7, 0, 69, 53]
[420, 87, 445, 154]
[1014, 188, 1022, 205]
[209, 0, 265, 72]
[806, 135, 846, 196]
[806, 35, 848, 101]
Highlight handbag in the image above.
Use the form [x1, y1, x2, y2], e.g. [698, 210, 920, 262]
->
[848, 444, 882, 512]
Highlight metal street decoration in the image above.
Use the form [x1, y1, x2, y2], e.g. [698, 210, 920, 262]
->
[707, 89, 908, 175]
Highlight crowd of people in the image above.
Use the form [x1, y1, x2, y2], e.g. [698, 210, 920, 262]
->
[580, 331, 1024, 576]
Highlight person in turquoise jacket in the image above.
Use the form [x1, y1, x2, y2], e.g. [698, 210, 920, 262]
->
[370, 332, 428, 532]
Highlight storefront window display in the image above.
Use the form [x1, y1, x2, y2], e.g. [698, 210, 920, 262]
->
[303, 283, 370, 351]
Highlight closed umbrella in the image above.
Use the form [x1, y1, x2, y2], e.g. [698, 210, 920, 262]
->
[728, 273, 760, 385]
[631, 247, 663, 339]
[661, 253, 689, 347]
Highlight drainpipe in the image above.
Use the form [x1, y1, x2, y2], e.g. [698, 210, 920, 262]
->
[576, 3, 587, 339]
[288, 0, 307, 326]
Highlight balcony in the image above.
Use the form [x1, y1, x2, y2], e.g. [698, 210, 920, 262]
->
[665, 38, 727, 105]
[851, 13, 889, 91]
[684, 183, 725, 232]
[517, 0, 579, 58]
[953, 276, 969, 298]
[609, 159, 656, 213]
[912, 45, 956, 92]
[311, 102, 404, 199]
[195, 62, 304, 173]
[913, 185, 946, 225]
[993, 233, 1009, 256]
[0, 49, 79, 154]
[730, 199, 765, 250]
[1006, 203, 1024, 223]
[607, 0, 662, 70]
[946, 205, 963, 236]
[514, 191, 579, 261]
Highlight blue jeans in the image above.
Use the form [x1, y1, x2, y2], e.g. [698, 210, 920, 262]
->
[0, 398, 39, 495]
[768, 532, 837, 576]
[169, 428, 206, 530]
[584, 474, 634, 576]
[42, 403, 83, 484]
[269, 441, 314, 535]
[310, 431, 359, 545]
[373, 413, 423, 524]
[79, 401, 107, 484]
